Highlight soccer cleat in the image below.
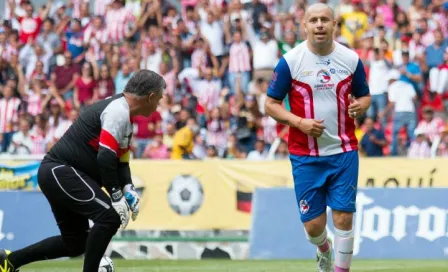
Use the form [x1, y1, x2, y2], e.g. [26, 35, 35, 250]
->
[316, 238, 333, 272]
[0, 249, 17, 272]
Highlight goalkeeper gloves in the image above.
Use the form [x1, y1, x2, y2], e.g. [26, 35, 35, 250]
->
[110, 187, 130, 230]
[123, 184, 140, 221]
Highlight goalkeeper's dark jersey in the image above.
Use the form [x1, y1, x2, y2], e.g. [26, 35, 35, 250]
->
[46, 94, 133, 193]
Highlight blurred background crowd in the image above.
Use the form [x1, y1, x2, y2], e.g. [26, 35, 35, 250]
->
[0, 0, 447, 160]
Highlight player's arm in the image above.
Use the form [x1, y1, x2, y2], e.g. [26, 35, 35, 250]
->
[349, 59, 371, 117]
[98, 109, 128, 198]
[265, 57, 325, 138]
[118, 150, 133, 187]
[265, 57, 301, 128]
[117, 149, 140, 221]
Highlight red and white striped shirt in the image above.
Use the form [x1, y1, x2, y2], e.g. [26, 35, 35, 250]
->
[206, 119, 228, 149]
[0, 44, 18, 61]
[0, 97, 21, 133]
[30, 128, 48, 155]
[195, 80, 221, 111]
[104, 8, 136, 44]
[415, 117, 445, 143]
[71, 0, 87, 18]
[191, 49, 208, 72]
[94, 0, 113, 16]
[26, 92, 43, 117]
[84, 25, 107, 61]
[229, 42, 251, 73]
[408, 140, 431, 159]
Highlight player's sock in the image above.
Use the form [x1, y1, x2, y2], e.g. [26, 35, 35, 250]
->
[83, 209, 120, 272]
[306, 228, 330, 253]
[7, 236, 71, 268]
[334, 227, 354, 272]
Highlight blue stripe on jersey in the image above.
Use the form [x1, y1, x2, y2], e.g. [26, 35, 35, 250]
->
[352, 59, 370, 98]
[267, 57, 292, 101]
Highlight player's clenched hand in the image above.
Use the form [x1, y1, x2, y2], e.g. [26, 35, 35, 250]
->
[110, 188, 130, 230]
[348, 94, 362, 119]
[297, 118, 326, 138]
[123, 184, 140, 221]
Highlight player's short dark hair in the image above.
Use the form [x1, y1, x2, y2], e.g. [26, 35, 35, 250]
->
[124, 70, 166, 97]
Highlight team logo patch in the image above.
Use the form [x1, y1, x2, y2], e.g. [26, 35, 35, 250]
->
[299, 200, 310, 214]
[330, 68, 336, 74]
[317, 69, 331, 83]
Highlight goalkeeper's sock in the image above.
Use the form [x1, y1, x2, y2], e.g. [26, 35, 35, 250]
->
[334, 227, 354, 272]
[7, 236, 72, 268]
[306, 228, 330, 253]
[83, 209, 120, 272]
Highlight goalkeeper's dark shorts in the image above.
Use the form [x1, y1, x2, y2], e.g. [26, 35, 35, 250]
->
[37, 157, 114, 237]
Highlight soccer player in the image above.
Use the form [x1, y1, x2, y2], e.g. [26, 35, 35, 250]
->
[265, 3, 371, 272]
[0, 70, 166, 272]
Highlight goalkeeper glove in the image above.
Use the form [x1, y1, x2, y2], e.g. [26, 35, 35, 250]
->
[110, 187, 130, 230]
[123, 184, 140, 221]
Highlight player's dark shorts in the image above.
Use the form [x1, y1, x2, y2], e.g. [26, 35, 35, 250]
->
[38, 156, 113, 239]
[290, 150, 359, 223]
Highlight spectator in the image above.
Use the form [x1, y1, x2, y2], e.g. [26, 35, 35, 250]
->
[74, 62, 98, 110]
[65, 19, 85, 63]
[133, 110, 162, 158]
[114, 60, 133, 94]
[425, 29, 448, 71]
[0, 84, 21, 152]
[8, 0, 52, 45]
[8, 117, 33, 155]
[50, 51, 81, 101]
[384, 69, 417, 156]
[429, 47, 448, 100]
[192, 134, 207, 159]
[227, 30, 252, 94]
[205, 145, 219, 159]
[408, 128, 431, 158]
[96, 64, 116, 100]
[247, 139, 268, 160]
[171, 117, 199, 159]
[274, 139, 289, 160]
[360, 117, 387, 157]
[415, 106, 445, 144]
[398, 49, 422, 98]
[368, 48, 391, 126]
[142, 133, 170, 159]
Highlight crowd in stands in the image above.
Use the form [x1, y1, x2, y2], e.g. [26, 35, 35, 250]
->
[0, 0, 447, 160]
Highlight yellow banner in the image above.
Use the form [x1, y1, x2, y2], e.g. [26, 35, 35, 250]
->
[127, 158, 448, 230]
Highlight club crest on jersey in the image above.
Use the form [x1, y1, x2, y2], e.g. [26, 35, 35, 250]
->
[299, 200, 309, 214]
[317, 69, 331, 83]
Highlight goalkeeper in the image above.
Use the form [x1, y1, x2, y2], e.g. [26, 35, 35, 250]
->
[0, 70, 166, 272]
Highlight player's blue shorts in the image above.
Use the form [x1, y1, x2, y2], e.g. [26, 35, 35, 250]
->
[290, 150, 359, 223]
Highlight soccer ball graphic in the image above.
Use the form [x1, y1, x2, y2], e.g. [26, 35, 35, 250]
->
[98, 256, 114, 272]
[167, 175, 204, 216]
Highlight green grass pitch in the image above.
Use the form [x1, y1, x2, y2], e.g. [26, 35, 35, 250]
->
[22, 259, 448, 271]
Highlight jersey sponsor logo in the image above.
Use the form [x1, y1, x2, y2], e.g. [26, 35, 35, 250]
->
[317, 69, 331, 83]
[316, 59, 331, 66]
[300, 71, 313, 77]
[299, 199, 309, 214]
[330, 68, 349, 75]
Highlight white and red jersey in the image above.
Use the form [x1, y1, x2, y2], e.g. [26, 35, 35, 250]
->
[0, 97, 21, 133]
[415, 117, 445, 143]
[229, 41, 252, 73]
[84, 25, 107, 61]
[104, 8, 136, 44]
[267, 41, 370, 156]
[94, 0, 113, 16]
